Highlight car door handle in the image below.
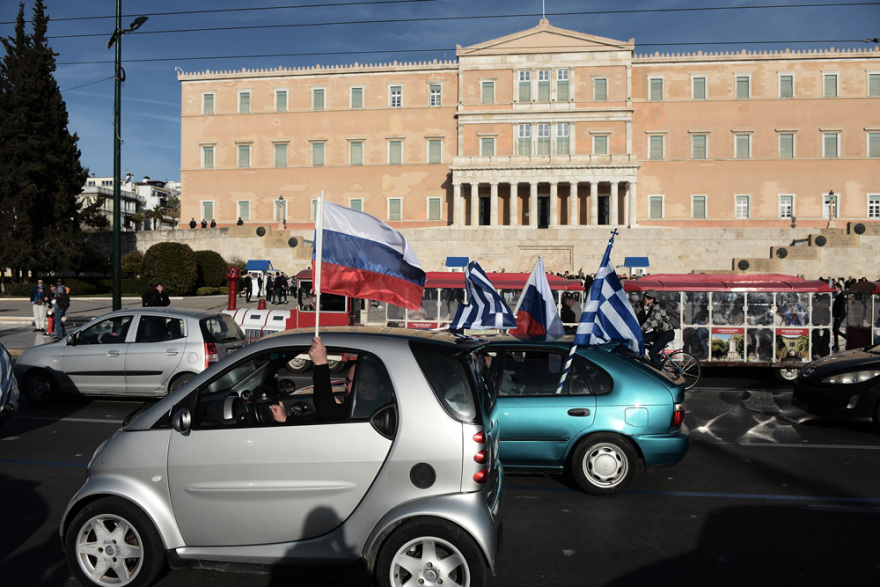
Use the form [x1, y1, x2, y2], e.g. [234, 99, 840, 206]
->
[107, 350, 120, 357]
[165, 349, 180, 356]
[567, 408, 591, 417]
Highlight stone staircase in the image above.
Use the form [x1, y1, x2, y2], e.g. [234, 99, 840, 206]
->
[730, 222, 878, 274]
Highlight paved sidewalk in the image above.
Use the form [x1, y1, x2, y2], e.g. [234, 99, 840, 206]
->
[0, 295, 246, 355]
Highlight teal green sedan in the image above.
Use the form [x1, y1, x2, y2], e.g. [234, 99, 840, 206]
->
[483, 338, 689, 496]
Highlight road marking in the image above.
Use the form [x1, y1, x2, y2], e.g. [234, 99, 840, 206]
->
[13, 415, 121, 425]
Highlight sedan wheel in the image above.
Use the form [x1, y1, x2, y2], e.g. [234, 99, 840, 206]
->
[286, 356, 312, 373]
[571, 433, 640, 496]
[23, 370, 57, 404]
[65, 497, 165, 587]
[376, 520, 486, 587]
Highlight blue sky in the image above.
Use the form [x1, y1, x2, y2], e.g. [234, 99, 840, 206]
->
[2, 0, 877, 182]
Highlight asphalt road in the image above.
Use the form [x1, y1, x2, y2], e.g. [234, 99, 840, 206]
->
[2, 367, 879, 587]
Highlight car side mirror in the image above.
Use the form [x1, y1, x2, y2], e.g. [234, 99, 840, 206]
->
[172, 408, 191, 435]
[67, 334, 77, 346]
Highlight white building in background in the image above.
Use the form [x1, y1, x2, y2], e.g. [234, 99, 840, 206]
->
[79, 174, 181, 231]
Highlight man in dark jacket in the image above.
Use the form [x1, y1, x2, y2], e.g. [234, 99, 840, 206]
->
[832, 282, 847, 351]
[637, 289, 675, 366]
[54, 281, 71, 339]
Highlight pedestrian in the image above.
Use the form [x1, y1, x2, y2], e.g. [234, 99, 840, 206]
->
[236, 217, 244, 226]
[189, 217, 197, 229]
[201, 218, 208, 228]
[256, 273, 264, 297]
[832, 282, 847, 351]
[54, 280, 71, 339]
[210, 219, 216, 228]
[266, 273, 275, 304]
[45, 284, 57, 336]
[243, 273, 253, 303]
[279, 272, 289, 304]
[142, 284, 157, 307]
[154, 283, 171, 307]
[560, 293, 577, 334]
[30, 278, 48, 332]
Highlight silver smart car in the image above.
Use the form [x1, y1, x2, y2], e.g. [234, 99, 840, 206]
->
[60, 328, 503, 587]
[15, 308, 245, 403]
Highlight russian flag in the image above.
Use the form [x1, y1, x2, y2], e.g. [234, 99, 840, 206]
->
[509, 257, 565, 341]
[313, 200, 426, 311]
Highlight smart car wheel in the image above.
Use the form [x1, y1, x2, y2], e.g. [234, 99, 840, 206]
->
[376, 519, 486, 587]
[23, 369, 57, 404]
[571, 434, 640, 496]
[286, 357, 312, 372]
[65, 497, 165, 587]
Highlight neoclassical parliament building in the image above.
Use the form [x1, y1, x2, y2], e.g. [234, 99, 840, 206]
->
[177, 19, 880, 271]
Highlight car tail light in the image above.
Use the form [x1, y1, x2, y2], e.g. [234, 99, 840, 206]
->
[472, 428, 490, 484]
[473, 450, 487, 464]
[205, 342, 219, 367]
[671, 403, 686, 428]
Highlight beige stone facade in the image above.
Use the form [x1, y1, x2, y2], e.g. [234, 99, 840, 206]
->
[177, 19, 880, 273]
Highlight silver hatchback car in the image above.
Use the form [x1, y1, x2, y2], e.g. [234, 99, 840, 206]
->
[61, 328, 503, 587]
[15, 308, 245, 403]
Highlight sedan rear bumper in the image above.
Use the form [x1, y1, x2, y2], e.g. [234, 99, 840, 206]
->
[633, 426, 690, 468]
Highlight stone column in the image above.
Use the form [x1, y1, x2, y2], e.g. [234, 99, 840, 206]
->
[549, 182, 558, 227]
[569, 182, 578, 225]
[453, 183, 463, 227]
[529, 182, 538, 228]
[469, 183, 478, 227]
[628, 182, 638, 227]
[510, 183, 518, 226]
[610, 181, 619, 226]
[590, 181, 599, 226]
[490, 182, 499, 226]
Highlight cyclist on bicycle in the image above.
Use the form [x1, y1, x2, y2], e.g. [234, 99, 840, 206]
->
[637, 289, 675, 367]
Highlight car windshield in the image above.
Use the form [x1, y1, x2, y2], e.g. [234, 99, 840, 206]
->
[202, 314, 245, 343]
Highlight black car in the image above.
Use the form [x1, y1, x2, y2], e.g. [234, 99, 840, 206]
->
[792, 344, 880, 426]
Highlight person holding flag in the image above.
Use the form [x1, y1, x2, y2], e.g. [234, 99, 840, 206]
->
[509, 257, 564, 341]
[448, 261, 516, 332]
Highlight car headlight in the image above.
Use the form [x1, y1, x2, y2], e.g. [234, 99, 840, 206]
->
[822, 370, 880, 385]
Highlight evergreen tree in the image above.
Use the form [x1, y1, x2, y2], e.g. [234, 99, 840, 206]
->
[0, 0, 89, 279]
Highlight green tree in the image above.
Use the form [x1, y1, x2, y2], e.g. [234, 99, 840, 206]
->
[121, 250, 144, 276]
[0, 0, 89, 279]
[193, 250, 228, 288]
[142, 242, 197, 295]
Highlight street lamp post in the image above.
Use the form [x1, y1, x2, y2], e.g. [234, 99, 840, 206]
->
[107, 3, 147, 310]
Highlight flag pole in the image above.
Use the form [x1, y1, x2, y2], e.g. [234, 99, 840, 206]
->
[314, 191, 325, 336]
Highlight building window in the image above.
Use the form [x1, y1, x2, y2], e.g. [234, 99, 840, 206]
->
[823, 192, 838, 219]
[518, 71, 531, 102]
[237, 144, 251, 168]
[312, 142, 325, 166]
[735, 75, 750, 99]
[868, 132, 880, 158]
[593, 77, 608, 101]
[310, 199, 318, 221]
[735, 195, 750, 219]
[870, 73, 880, 97]
[593, 134, 608, 155]
[692, 76, 706, 100]
[557, 69, 570, 101]
[692, 195, 706, 219]
[275, 89, 287, 112]
[202, 93, 214, 115]
[429, 84, 441, 107]
[390, 85, 402, 108]
[349, 198, 363, 212]
[556, 123, 570, 155]
[201, 202, 214, 223]
[649, 196, 663, 219]
[868, 195, 880, 218]
[350, 141, 363, 166]
[692, 134, 707, 159]
[274, 143, 287, 168]
[823, 133, 839, 158]
[351, 87, 364, 109]
[201, 145, 214, 169]
[388, 198, 402, 221]
[779, 74, 794, 98]
[648, 135, 664, 160]
[480, 136, 495, 157]
[237, 201, 250, 222]
[518, 124, 531, 156]
[824, 73, 838, 98]
[428, 197, 441, 221]
[481, 81, 495, 104]
[536, 123, 550, 155]
[735, 134, 751, 159]
[389, 140, 402, 165]
[779, 133, 795, 159]
[649, 77, 663, 101]
[313, 88, 325, 111]
[238, 91, 250, 113]
[779, 194, 794, 218]
[428, 139, 442, 164]
[538, 69, 550, 102]
[274, 198, 287, 222]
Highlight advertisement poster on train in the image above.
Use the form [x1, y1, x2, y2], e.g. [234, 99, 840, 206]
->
[775, 328, 810, 362]
[710, 327, 744, 361]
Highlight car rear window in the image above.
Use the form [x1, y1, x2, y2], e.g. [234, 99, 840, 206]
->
[411, 342, 477, 422]
[201, 314, 245, 343]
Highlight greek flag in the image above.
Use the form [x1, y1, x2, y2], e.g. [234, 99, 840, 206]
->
[574, 231, 644, 354]
[449, 261, 516, 330]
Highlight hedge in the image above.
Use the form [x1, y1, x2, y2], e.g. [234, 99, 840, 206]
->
[142, 242, 197, 296]
[194, 250, 229, 289]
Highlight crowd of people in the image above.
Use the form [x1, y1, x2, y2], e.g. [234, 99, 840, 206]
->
[29, 279, 70, 340]
[237, 271, 292, 305]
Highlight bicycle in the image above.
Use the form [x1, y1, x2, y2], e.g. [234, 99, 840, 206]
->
[646, 342, 701, 390]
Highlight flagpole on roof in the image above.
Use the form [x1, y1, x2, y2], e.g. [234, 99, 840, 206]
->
[314, 191, 325, 336]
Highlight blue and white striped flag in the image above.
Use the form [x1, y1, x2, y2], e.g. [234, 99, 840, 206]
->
[574, 231, 644, 354]
[449, 261, 517, 331]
